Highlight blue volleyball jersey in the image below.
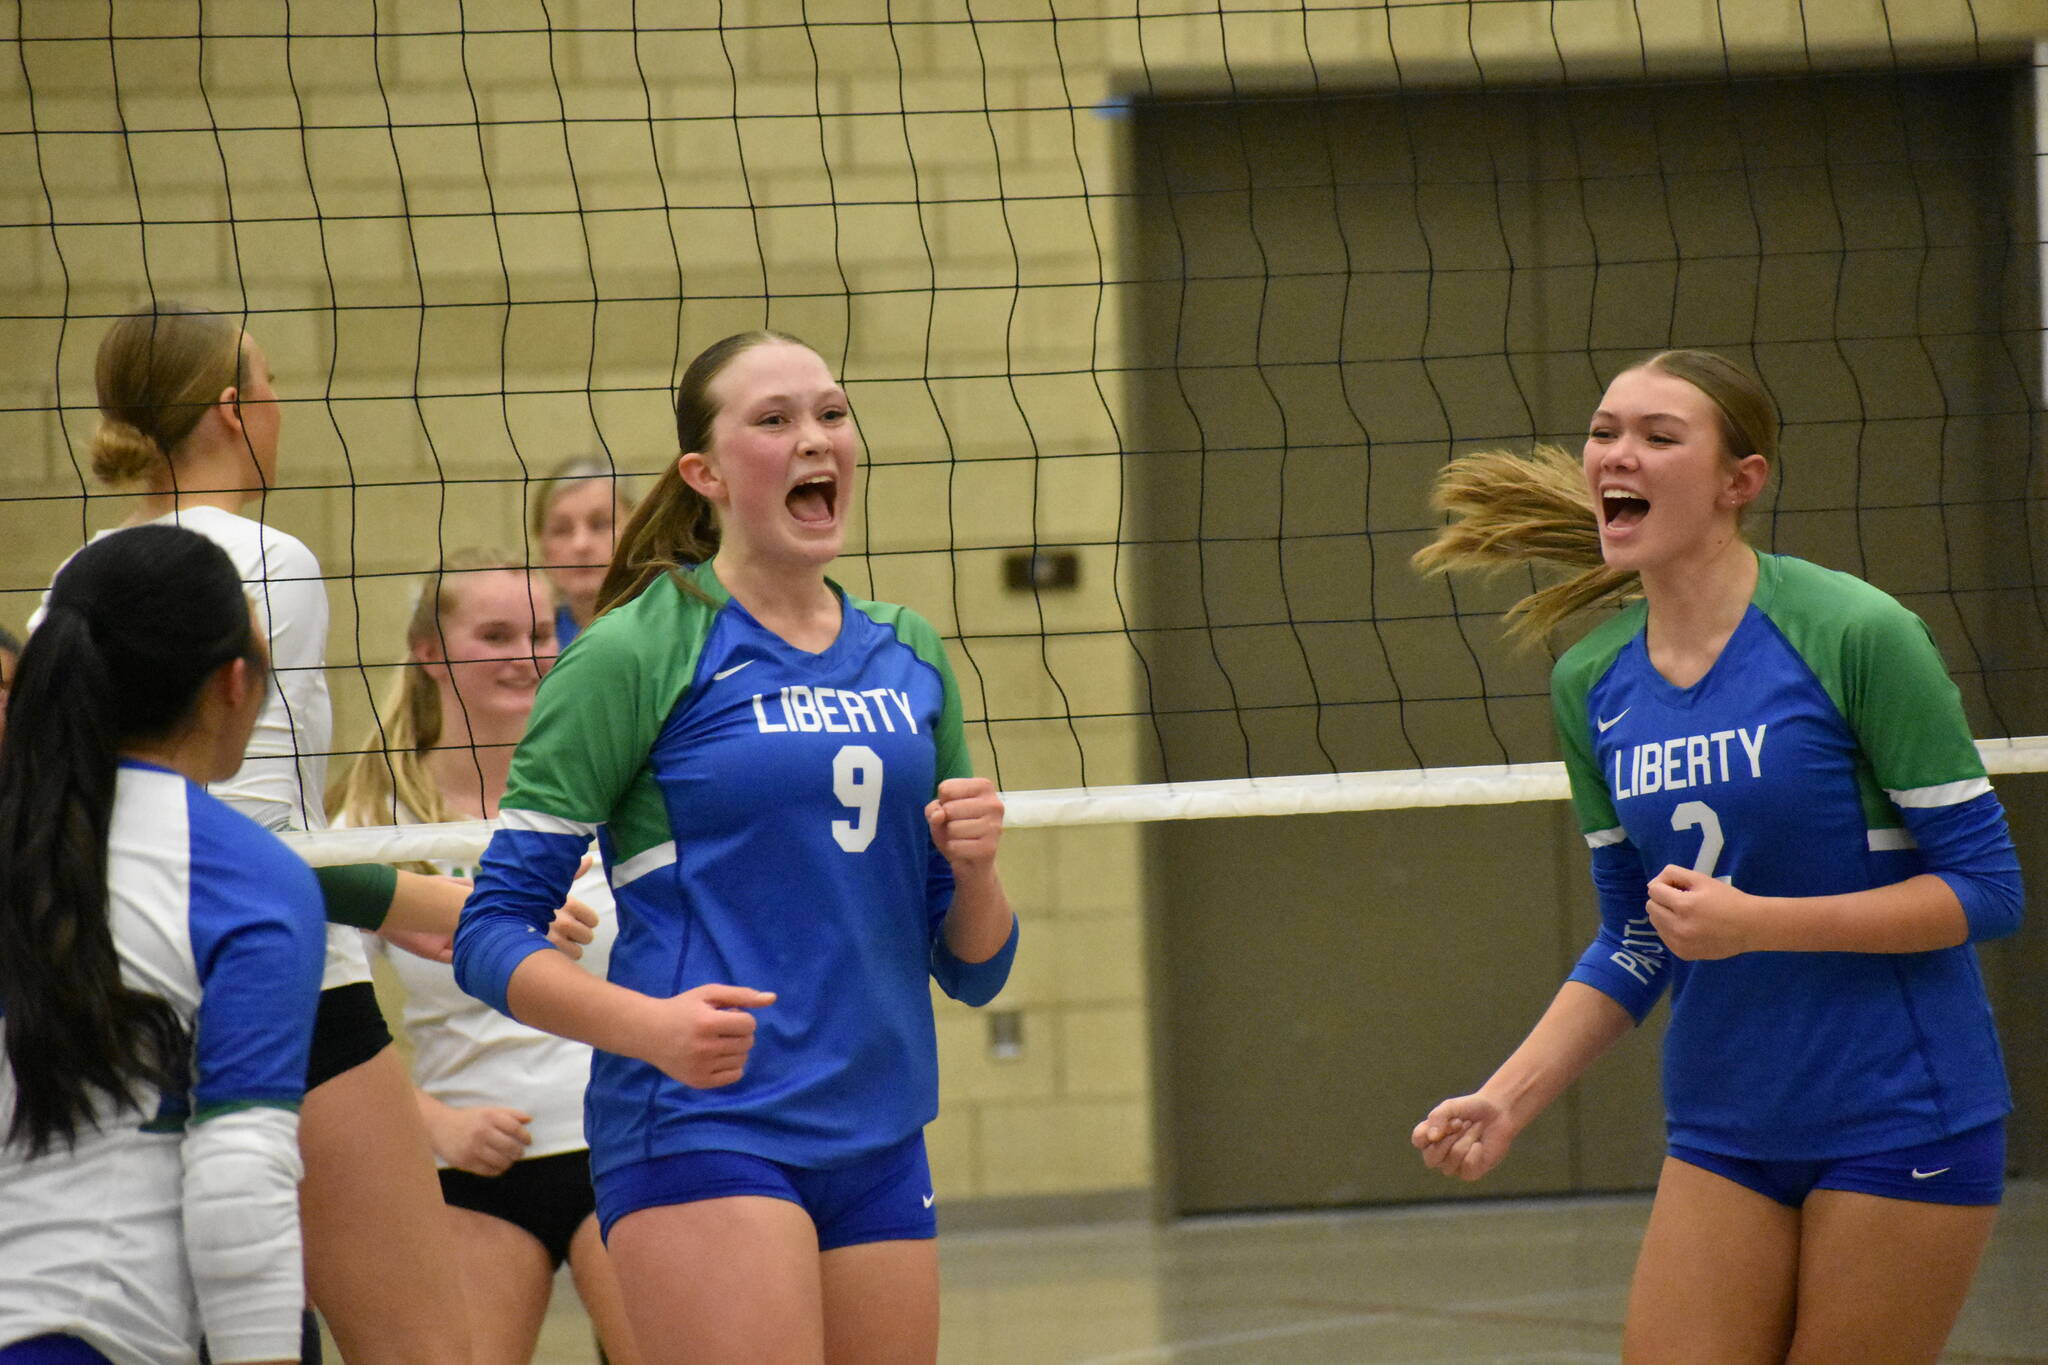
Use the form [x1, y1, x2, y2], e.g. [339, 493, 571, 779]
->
[1552, 553, 2021, 1162]
[454, 563, 1016, 1177]
[0, 761, 325, 1363]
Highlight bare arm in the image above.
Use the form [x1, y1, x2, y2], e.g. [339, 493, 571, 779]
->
[413, 1089, 533, 1177]
[381, 870, 467, 936]
[504, 947, 775, 1089]
[1413, 981, 1636, 1181]
[942, 863, 1013, 963]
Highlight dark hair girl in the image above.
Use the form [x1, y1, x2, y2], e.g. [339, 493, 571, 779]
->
[0, 524, 324, 1365]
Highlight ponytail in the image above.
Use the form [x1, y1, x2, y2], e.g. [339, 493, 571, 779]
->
[0, 525, 256, 1156]
[89, 303, 243, 487]
[1413, 349, 1778, 645]
[594, 461, 720, 616]
[1411, 442, 1637, 645]
[594, 329, 809, 616]
[327, 651, 452, 839]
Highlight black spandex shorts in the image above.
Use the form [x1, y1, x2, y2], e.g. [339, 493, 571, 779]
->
[439, 1148, 599, 1269]
[305, 981, 393, 1091]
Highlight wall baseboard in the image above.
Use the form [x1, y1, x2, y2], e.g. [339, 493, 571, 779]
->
[936, 1188, 1154, 1234]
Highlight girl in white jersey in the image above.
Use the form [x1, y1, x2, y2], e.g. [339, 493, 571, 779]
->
[75, 306, 473, 1364]
[0, 524, 323, 1365]
[331, 554, 641, 1365]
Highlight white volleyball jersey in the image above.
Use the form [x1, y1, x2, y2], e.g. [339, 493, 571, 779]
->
[36, 506, 368, 990]
[357, 811, 615, 1162]
[0, 762, 325, 1364]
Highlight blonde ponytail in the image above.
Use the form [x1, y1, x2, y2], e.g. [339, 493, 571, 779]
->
[88, 417, 171, 485]
[1414, 349, 1778, 645]
[1411, 442, 1638, 645]
[594, 460, 720, 617]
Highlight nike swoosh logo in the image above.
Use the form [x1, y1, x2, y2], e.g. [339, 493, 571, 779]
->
[712, 660, 756, 681]
[921, 1192, 935, 1208]
[1596, 708, 1630, 733]
[1910, 1166, 1951, 1180]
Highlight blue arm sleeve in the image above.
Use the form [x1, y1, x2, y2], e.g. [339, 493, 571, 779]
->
[187, 803, 326, 1115]
[931, 918, 1020, 1007]
[1903, 790, 2024, 943]
[452, 821, 592, 1017]
[922, 844, 1018, 1006]
[1563, 841, 1671, 1025]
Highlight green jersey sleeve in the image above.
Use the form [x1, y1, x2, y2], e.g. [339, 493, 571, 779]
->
[311, 861, 399, 930]
[920, 625, 971, 786]
[851, 599, 972, 788]
[502, 574, 715, 852]
[1755, 555, 1986, 821]
[1549, 606, 1643, 836]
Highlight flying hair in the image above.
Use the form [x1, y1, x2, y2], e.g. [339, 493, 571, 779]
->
[1412, 349, 1778, 645]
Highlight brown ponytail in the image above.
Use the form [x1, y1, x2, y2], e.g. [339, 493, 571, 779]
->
[89, 304, 242, 487]
[593, 329, 809, 616]
[594, 461, 722, 617]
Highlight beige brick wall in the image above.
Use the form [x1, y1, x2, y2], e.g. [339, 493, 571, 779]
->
[1, 0, 2033, 1206]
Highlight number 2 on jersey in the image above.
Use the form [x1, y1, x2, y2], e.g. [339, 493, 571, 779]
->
[832, 744, 883, 852]
[1669, 799, 1733, 883]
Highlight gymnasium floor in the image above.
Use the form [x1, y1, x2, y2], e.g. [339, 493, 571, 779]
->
[522, 1178, 2047, 1363]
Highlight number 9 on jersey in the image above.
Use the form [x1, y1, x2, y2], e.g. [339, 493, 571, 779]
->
[832, 744, 883, 853]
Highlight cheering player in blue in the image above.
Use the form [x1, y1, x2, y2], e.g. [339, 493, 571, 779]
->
[0, 525, 325, 1364]
[454, 331, 1018, 1364]
[1410, 350, 2022, 1364]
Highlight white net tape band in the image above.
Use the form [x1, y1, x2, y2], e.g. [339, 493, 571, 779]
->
[281, 736, 2048, 868]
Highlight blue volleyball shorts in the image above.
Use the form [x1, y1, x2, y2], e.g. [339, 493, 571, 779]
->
[595, 1130, 936, 1250]
[1670, 1118, 2003, 1208]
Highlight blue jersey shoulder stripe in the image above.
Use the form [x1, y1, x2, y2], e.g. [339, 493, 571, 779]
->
[183, 781, 325, 1114]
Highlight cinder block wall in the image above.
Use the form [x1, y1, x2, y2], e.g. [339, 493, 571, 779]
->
[1, 0, 2036, 1210]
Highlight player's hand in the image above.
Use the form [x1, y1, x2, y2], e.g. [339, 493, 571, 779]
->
[1645, 865, 1754, 960]
[547, 893, 599, 960]
[927, 777, 1003, 871]
[646, 984, 778, 1089]
[424, 1101, 533, 1177]
[1412, 1093, 1514, 1181]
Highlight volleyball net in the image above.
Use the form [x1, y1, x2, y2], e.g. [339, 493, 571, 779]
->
[2, 3, 2043, 871]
